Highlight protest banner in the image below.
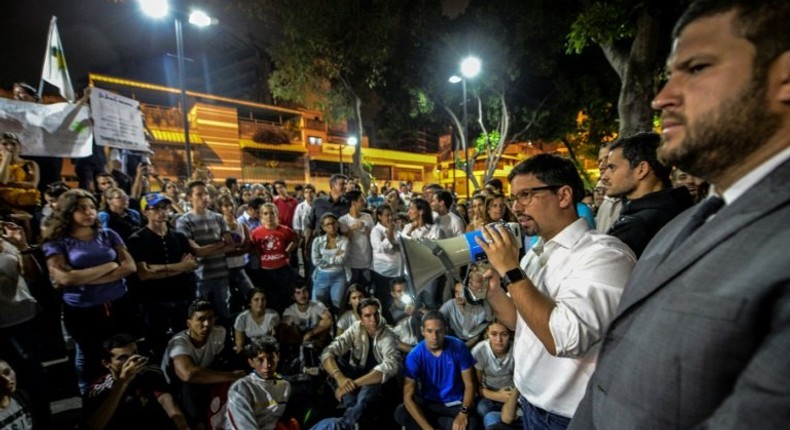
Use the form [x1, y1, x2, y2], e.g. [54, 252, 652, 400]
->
[0, 97, 92, 157]
[90, 87, 150, 152]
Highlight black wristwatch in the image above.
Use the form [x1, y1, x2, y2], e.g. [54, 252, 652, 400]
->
[459, 405, 470, 415]
[502, 267, 528, 287]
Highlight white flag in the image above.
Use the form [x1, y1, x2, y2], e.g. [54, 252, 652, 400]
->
[40, 16, 75, 102]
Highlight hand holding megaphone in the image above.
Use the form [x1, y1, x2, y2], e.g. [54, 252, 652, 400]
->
[474, 223, 523, 278]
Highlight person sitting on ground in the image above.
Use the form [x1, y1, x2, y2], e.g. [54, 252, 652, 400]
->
[313, 298, 401, 430]
[394, 311, 479, 430]
[0, 358, 33, 430]
[439, 280, 493, 349]
[234, 288, 280, 354]
[472, 321, 515, 423]
[161, 300, 246, 428]
[225, 337, 293, 430]
[84, 334, 189, 430]
[279, 281, 333, 352]
[389, 277, 422, 354]
[335, 284, 367, 337]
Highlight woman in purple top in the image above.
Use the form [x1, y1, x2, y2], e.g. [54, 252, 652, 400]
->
[42, 189, 137, 393]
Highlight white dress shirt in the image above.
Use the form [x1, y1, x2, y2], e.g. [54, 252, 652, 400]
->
[370, 223, 403, 277]
[513, 218, 635, 417]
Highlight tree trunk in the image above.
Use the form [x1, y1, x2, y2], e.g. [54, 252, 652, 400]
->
[350, 93, 371, 192]
[602, 6, 666, 137]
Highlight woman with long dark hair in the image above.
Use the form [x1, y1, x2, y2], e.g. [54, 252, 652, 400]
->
[401, 198, 444, 309]
[42, 189, 137, 393]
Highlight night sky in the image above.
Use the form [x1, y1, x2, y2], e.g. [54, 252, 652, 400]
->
[1, 0, 470, 96]
[0, 0, 232, 93]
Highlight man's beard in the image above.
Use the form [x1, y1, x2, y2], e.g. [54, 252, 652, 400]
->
[658, 77, 781, 182]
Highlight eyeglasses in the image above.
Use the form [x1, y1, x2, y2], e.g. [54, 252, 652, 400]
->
[511, 185, 561, 205]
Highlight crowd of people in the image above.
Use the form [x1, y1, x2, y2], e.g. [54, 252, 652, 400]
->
[2, 1, 789, 429]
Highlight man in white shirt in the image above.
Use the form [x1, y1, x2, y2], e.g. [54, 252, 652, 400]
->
[431, 190, 465, 238]
[339, 190, 374, 287]
[161, 300, 245, 428]
[292, 184, 316, 278]
[477, 154, 635, 429]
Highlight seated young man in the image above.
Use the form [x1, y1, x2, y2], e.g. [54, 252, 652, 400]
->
[313, 298, 401, 429]
[161, 300, 245, 428]
[394, 311, 479, 430]
[389, 277, 422, 354]
[84, 334, 188, 430]
[225, 337, 292, 430]
[471, 321, 515, 421]
[439, 282, 493, 349]
[0, 358, 33, 430]
[279, 282, 333, 351]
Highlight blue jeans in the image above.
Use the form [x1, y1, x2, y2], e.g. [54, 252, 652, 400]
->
[196, 277, 231, 319]
[312, 269, 347, 312]
[478, 398, 504, 421]
[520, 396, 570, 430]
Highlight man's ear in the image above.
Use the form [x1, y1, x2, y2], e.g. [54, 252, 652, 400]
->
[558, 185, 575, 209]
[635, 161, 652, 181]
[775, 51, 790, 103]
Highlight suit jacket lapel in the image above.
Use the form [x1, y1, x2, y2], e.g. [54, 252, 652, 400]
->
[614, 159, 790, 317]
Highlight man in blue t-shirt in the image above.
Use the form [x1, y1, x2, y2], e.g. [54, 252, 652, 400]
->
[395, 311, 479, 430]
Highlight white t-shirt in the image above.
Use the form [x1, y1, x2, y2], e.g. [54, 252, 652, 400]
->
[282, 301, 328, 332]
[338, 212, 374, 269]
[234, 309, 280, 339]
[162, 326, 227, 384]
[472, 340, 515, 390]
[439, 299, 492, 341]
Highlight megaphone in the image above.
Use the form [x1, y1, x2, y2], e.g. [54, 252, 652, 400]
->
[399, 222, 523, 299]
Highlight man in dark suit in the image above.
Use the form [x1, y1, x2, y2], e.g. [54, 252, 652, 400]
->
[570, 1, 790, 429]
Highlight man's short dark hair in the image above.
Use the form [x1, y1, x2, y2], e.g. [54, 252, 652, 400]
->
[101, 333, 137, 361]
[329, 174, 348, 187]
[674, 0, 790, 81]
[294, 184, 304, 192]
[421, 310, 446, 328]
[186, 180, 207, 197]
[243, 336, 280, 359]
[485, 179, 504, 192]
[291, 278, 309, 295]
[434, 190, 453, 209]
[390, 276, 408, 290]
[356, 297, 381, 316]
[303, 183, 316, 192]
[274, 179, 286, 188]
[609, 132, 672, 186]
[187, 300, 214, 318]
[423, 183, 443, 192]
[346, 190, 363, 203]
[248, 197, 267, 210]
[507, 154, 585, 205]
[45, 181, 71, 198]
[225, 177, 237, 188]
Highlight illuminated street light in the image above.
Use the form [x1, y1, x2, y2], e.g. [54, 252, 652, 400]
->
[450, 56, 482, 199]
[340, 136, 358, 175]
[138, 0, 216, 179]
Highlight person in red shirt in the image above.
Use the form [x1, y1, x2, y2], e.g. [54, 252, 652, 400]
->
[272, 180, 299, 227]
[250, 203, 298, 314]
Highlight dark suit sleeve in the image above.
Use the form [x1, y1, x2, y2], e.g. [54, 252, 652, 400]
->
[695, 288, 790, 429]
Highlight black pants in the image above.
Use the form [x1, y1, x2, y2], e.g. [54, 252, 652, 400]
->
[395, 398, 480, 430]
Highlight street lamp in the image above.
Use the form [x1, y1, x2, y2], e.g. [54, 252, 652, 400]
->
[449, 55, 481, 199]
[340, 136, 358, 175]
[138, 0, 216, 180]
